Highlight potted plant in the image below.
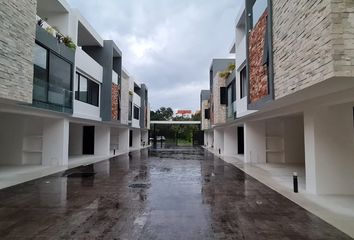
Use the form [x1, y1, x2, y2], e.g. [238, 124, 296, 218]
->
[63, 36, 76, 50]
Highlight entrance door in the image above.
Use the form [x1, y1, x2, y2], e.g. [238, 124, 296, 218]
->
[237, 127, 244, 154]
[129, 130, 133, 147]
[83, 126, 95, 155]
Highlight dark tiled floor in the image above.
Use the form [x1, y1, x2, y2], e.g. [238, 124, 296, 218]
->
[0, 148, 351, 240]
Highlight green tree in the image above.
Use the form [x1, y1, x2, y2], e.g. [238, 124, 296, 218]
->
[192, 111, 201, 121]
[150, 107, 174, 120]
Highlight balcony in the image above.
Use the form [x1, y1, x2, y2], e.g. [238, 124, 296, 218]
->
[76, 48, 103, 83]
[226, 102, 236, 121]
[33, 79, 73, 113]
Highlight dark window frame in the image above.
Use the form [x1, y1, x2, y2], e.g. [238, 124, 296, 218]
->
[205, 109, 210, 119]
[33, 41, 73, 108]
[220, 87, 227, 105]
[227, 79, 236, 107]
[240, 66, 247, 98]
[75, 72, 100, 107]
[133, 105, 140, 120]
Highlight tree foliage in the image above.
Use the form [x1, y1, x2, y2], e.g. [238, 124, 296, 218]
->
[150, 107, 174, 121]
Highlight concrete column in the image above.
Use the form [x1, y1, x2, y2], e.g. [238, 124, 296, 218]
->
[224, 126, 237, 156]
[244, 121, 266, 163]
[207, 131, 214, 148]
[204, 132, 208, 146]
[132, 129, 141, 148]
[141, 130, 149, 147]
[42, 118, 69, 166]
[119, 128, 129, 153]
[94, 125, 110, 156]
[68, 123, 83, 156]
[304, 104, 354, 195]
[214, 128, 224, 154]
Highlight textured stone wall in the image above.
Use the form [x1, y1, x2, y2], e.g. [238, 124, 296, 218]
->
[330, 0, 354, 77]
[120, 76, 129, 125]
[272, 0, 341, 99]
[212, 74, 226, 125]
[249, 11, 268, 103]
[0, 0, 37, 103]
[201, 99, 210, 130]
[111, 83, 120, 120]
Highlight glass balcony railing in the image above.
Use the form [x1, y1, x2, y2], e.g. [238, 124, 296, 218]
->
[32, 79, 73, 113]
[226, 103, 236, 121]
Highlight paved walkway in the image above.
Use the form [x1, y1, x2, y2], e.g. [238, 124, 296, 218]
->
[0, 148, 351, 239]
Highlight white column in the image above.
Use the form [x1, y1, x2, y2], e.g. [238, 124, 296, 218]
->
[244, 121, 266, 163]
[42, 118, 69, 166]
[119, 128, 129, 153]
[224, 126, 237, 156]
[132, 129, 141, 148]
[94, 125, 110, 156]
[141, 130, 149, 147]
[208, 131, 214, 148]
[304, 103, 354, 195]
[214, 128, 224, 154]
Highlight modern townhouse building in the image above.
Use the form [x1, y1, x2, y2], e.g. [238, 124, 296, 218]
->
[0, 0, 150, 188]
[127, 75, 150, 150]
[201, 0, 354, 196]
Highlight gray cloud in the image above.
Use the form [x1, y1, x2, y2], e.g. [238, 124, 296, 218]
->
[67, 0, 240, 111]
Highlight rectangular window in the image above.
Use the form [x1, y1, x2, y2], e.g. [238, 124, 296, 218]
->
[220, 87, 227, 105]
[75, 72, 99, 107]
[134, 105, 140, 120]
[129, 101, 133, 121]
[33, 43, 49, 102]
[79, 75, 88, 102]
[240, 67, 247, 98]
[48, 53, 72, 107]
[49, 53, 72, 91]
[227, 79, 236, 107]
[205, 109, 210, 119]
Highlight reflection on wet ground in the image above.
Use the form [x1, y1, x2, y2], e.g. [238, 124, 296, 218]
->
[0, 147, 351, 239]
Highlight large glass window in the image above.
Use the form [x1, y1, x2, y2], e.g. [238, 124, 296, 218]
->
[49, 53, 72, 91]
[34, 44, 47, 69]
[134, 105, 140, 120]
[128, 100, 133, 121]
[75, 73, 99, 107]
[33, 44, 48, 102]
[240, 67, 247, 98]
[79, 75, 88, 102]
[227, 80, 235, 119]
[32, 43, 73, 112]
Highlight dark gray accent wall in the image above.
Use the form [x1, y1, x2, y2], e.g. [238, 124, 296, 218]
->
[245, 0, 275, 110]
[82, 40, 122, 121]
[200, 90, 210, 115]
[140, 84, 148, 128]
[200, 90, 210, 101]
[36, 26, 75, 63]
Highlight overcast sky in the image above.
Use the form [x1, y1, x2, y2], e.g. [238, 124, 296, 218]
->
[67, 0, 240, 111]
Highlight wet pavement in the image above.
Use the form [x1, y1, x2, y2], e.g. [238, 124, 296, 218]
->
[0, 147, 351, 240]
